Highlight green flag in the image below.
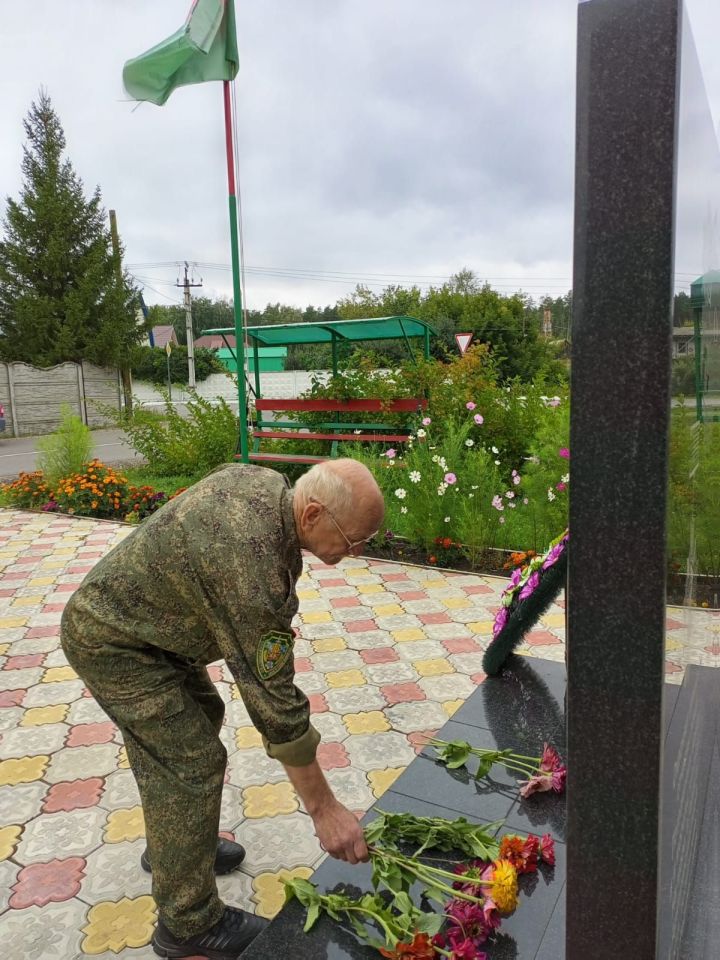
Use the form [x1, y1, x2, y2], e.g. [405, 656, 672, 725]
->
[123, 0, 238, 106]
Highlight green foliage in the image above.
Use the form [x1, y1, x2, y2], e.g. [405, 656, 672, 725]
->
[364, 810, 501, 860]
[36, 405, 93, 487]
[109, 393, 238, 476]
[671, 357, 696, 396]
[130, 345, 225, 385]
[0, 91, 145, 366]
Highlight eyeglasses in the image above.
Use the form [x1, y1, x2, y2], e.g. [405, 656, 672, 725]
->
[311, 499, 379, 553]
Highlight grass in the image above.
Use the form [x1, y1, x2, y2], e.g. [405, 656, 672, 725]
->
[122, 467, 201, 496]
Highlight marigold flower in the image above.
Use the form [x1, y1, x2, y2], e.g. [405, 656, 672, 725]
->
[380, 932, 435, 958]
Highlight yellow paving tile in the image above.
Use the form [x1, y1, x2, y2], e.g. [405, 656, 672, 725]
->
[81, 896, 157, 953]
[301, 611, 332, 624]
[118, 746, 130, 769]
[312, 636, 346, 653]
[11, 595, 45, 607]
[356, 584, 385, 596]
[230, 683, 243, 700]
[0, 616, 28, 629]
[343, 711, 390, 735]
[296, 589, 320, 600]
[21, 704, 69, 726]
[0, 755, 49, 786]
[368, 768, 405, 798]
[467, 621, 496, 634]
[38, 560, 66, 570]
[253, 867, 314, 919]
[235, 726, 263, 749]
[27, 577, 57, 587]
[665, 636, 683, 652]
[441, 597, 471, 610]
[372, 604, 404, 616]
[0, 825, 22, 861]
[347, 567, 372, 577]
[243, 782, 298, 818]
[104, 806, 146, 843]
[419, 579, 448, 590]
[326, 669, 366, 689]
[391, 628, 426, 643]
[42, 665, 78, 683]
[443, 699, 466, 717]
[414, 659, 454, 677]
[540, 613, 566, 628]
[0, 643, 8, 656]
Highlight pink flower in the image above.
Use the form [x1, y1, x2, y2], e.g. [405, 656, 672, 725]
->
[466, 401, 476, 410]
[518, 772, 554, 798]
[558, 447, 570, 459]
[444, 472, 457, 485]
[540, 833, 556, 866]
[542, 542, 566, 570]
[450, 939, 484, 959]
[519, 571, 540, 600]
[473, 413, 484, 425]
[510, 567, 523, 587]
[383, 448, 397, 459]
[556, 482, 566, 492]
[548, 397, 561, 407]
[493, 606, 509, 638]
[540, 743, 563, 772]
[422, 417, 431, 426]
[491, 495, 504, 511]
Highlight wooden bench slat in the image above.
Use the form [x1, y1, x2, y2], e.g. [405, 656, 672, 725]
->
[254, 398, 427, 413]
[253, 430, 410, 442]
[259, 420, 401, 431]
[242, 451, 329, 464]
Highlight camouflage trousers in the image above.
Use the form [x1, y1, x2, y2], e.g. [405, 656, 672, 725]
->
[61, 636, 228, 938]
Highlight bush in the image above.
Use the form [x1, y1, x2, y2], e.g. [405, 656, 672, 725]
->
[111, 392, 239, 476]
[36, 405, 93, 488]
[0, 471, 52, 510]
[131, 345, 225, 385]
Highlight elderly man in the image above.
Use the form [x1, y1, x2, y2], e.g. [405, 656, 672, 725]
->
[60, 458, 385, 960]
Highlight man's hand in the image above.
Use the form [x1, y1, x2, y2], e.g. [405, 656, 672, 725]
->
[282, 758, 369, 864]
[312, 799, 369, 864]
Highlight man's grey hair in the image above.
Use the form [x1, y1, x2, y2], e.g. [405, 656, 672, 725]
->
[294, 463, 354, 516]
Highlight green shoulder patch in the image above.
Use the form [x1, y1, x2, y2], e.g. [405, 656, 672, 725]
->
[256, 630, 294, 680]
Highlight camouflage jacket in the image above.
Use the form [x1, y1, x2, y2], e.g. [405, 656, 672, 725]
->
[62, 464, 319, 766]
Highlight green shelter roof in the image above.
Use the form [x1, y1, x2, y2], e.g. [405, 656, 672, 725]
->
[204, 315, 435, 347]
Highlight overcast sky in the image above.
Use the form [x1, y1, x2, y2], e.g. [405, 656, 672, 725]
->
[1, 1, 719, 312]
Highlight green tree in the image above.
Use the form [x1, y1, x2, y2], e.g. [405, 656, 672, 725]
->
[0, 91, 144, 369]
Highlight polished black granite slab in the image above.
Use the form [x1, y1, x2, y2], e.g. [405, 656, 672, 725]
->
[243, 656, 567, 959]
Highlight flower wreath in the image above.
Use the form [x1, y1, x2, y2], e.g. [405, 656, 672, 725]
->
[483, 529, 569, 676]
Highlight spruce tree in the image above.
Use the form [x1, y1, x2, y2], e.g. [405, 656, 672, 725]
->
[0, 90, 145, 375]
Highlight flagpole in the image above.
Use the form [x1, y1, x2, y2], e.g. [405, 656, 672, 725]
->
[223, 79, 249, 463]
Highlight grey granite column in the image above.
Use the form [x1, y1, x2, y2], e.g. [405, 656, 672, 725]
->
[568, 0, 680, 957]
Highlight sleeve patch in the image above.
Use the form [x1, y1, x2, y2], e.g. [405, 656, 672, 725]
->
[256, 630, 294, 679]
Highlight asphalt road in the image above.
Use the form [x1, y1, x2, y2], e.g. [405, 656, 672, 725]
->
[0, 428, 143, 479]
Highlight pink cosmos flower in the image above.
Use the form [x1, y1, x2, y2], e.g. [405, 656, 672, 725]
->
[556, 482, 566, 492]
[548, 397, 561, 407]
[466, 401, 477, 410]
[473, 413, 484, 425]
[444, 472, 457, 484]
[491, 495, 504, 511]
[384, 448, 397, 459]
[558, 447, 570, 459]
[422, 417, 432, 426]
[540, 833, 556, 866]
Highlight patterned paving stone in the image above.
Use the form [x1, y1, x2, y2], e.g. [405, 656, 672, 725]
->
[15, 808, 107, 864]
[227, 748, 288, 788]
[324, 685, 387, 714]
[1, 898, 87, 959]
[45, 743, 121, 784]
[96, 770, 140, 812]
[344, 732, 416, 771]
[239, 813, 323, 874]
[80, 839, 149, 903]
[385, 700, 450, 733]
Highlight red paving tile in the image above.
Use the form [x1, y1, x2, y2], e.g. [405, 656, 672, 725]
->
[9, 857, 86, 908]
[360, 647, 399, 664]
[418, 612, 452, 625]
[66, 722, 116, 748]
[330, 596, 361, 608]
[345, 619, 378, 633]
[442, 637, 481, 654]
[42, 778, 105, 813]
[308, 693, 328, 713]
[395, 591, 427, 601]
[463, 585, 495, 595]
[25, 625, 60, 638]
[0, 689, 25, 706]
[316, 742, 350, 770]
[4, 653, 45, 670]
[381, 682, 426, 704]
[294, 658, 313, 673]
[526, 631, 562, 646]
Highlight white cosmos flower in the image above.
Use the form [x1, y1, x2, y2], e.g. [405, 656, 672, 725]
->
[465, 439, 474, 447]
[444, 516, 451, 522]
[400, 506, 408, 514]
[409, 471, 421, 483]
[395, 488, 407, 500]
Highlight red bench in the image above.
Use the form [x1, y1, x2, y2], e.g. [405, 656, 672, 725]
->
[241, 397, 428, 464]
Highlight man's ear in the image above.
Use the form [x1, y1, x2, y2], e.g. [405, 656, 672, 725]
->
[301, 500, 324, 529]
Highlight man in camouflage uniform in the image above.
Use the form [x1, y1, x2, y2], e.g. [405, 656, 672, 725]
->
[61, 459, 384, 959]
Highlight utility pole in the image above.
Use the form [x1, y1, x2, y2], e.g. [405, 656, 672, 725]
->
[109, 210, 134, 416]
[176, 262, 202, 389]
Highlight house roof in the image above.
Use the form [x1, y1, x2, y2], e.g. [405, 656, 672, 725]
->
[194, 334, 236, 349]
[151, 325, 178, 348]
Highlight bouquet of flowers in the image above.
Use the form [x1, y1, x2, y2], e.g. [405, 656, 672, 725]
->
[482, 529, 568, 676]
